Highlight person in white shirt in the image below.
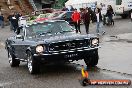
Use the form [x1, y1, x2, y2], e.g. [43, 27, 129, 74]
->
[18, 16, 27, 27]
[95, 8, 105, 35]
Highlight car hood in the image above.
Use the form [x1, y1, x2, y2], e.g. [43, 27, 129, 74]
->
[30, 32, 96, 44]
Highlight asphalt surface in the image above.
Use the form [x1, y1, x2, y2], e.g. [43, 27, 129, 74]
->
[0, 18, 132, 88]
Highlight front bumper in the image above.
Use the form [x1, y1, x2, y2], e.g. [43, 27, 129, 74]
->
[33, 46, 100, 62]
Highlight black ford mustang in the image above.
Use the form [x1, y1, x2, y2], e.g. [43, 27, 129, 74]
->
[5, 20, 100, 74]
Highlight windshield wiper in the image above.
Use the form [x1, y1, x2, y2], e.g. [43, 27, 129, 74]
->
[60, 30, 73, 33]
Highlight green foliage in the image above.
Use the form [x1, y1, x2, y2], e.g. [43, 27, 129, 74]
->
[30, 16, 36, 20]
[53, 0, 68, 9]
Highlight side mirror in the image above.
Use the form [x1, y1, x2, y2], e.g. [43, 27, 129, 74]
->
[16, 35, 24, 40]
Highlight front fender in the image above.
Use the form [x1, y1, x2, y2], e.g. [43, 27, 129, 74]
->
[26, 46, 36, 55]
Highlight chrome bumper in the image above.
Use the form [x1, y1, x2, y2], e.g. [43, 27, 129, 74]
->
[33, 46, 101, 56]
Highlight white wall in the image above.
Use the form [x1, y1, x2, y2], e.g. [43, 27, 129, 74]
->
[65, 0, 97, 11]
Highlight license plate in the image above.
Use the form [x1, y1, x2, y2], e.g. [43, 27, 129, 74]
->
[64, 53, 78, 58]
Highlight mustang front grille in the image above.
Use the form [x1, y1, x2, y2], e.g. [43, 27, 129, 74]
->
[49, 39, 90, 52]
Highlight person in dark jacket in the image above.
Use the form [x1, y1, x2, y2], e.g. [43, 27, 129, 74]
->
[10, 14, 19, 32]
[15, 12, 21, 20]
[82, 9, 91, 34]
[71, 9, 81, 33]
[88, 7, 95, 23]
[106, 5, 114, 25]
[0, 14, 4, 28]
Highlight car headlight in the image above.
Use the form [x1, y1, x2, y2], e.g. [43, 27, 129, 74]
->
[36, 45, 44, 53]
[92, 39, 98, 46]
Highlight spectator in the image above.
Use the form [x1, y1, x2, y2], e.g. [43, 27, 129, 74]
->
[88, 8, 97, 23]
[71, 9, 81, 33]
[0, 14, 4, 28]
[10, 13, 19, 33]
[7, 12, 14, 31]
[106, 5, 114, 25]
[79, 8, 85, 24]
[82, 8, 91, 34]
[95, 8, 105, 35]
[88, 7, 95, 23]
[15, 12, 22, 20]
[18, 16, 27, 27]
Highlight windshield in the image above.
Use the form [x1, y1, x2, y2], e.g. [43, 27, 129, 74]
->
[26, 21, 74, 36]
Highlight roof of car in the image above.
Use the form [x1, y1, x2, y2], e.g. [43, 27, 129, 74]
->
[26, 20, 66, 26]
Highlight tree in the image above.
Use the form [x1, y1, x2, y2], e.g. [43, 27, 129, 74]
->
[54, 0, 68, 9]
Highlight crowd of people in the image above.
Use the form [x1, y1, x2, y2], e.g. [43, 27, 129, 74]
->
[1, 4, 129, 36]
[0, 12, 22, 33]
[7, 12, 22, 32]
[70, 5, 115, 35]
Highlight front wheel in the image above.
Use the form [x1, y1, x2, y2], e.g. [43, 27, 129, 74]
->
[27, 51, 40, 74]
[84, 50, 99, 67]
[8, 49, 20, 67]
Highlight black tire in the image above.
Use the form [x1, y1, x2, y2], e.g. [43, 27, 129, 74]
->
[8, 49, 20, 67]
[27, 51, 40, 74]
[84, 50, 99, 67]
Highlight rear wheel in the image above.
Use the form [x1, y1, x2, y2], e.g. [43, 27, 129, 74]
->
[84, 50, 99, 67]
[8, 49, 20, 67]
[27, 51, 40, 74]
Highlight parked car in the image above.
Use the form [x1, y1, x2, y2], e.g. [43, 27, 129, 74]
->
[50, 11, 74, 24]
[34, 11, 64, 22]
[31, 11, 74, 24]
[5, 20, 100, 74]
[34, 13, 51, 22]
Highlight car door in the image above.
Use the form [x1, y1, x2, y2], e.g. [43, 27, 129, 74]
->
[12, 28, 29, 60]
